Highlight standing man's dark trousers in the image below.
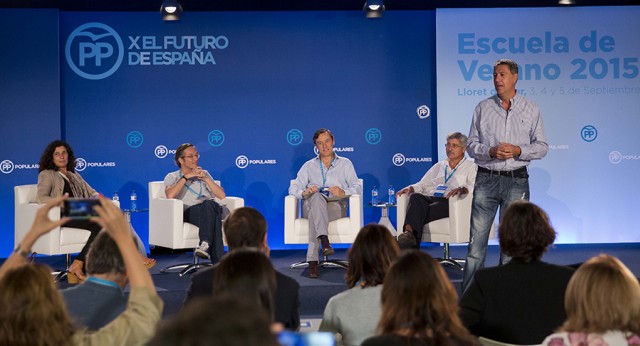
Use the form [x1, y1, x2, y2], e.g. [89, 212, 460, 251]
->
[184, 199, 224, 263]
[403, 194, 449, 248]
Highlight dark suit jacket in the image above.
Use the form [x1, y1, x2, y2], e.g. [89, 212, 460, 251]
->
[185, 264, 301, 331]
[460, 260, 574, 345]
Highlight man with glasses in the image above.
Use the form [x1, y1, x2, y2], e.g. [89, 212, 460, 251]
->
[396, 132, 477, 249]
[289, 128, 362, 278]
[164, 143, 226, 262]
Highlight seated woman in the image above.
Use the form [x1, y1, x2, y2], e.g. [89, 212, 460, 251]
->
[542, 254, 640, 346]
[0, 196, 163, 345]
[459, 201, 575, 344]
[361, 251, 479, 346]
[36, 140, 154, 283]
[319, 224, 400, 346]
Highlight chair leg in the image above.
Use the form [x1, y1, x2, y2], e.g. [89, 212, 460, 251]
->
[53, 254, 71, 282]
[437, 243, 465, 271]
[289, 255, 348, 270]
[159, 250, 212, 276]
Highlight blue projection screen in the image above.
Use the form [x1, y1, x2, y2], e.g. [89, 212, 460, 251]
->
[59, 11, 437, 250]
[436, 6, 640, 243]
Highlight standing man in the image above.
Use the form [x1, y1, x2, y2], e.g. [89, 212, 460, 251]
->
[462, 59, 548, 292]
[289, 128, 362, 278]
[396, 132, 477, 249]
[164, 143, 226, 262]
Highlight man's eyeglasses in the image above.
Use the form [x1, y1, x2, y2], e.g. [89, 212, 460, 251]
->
[445, 143, 463, 148]
[182, 154, 200, 159]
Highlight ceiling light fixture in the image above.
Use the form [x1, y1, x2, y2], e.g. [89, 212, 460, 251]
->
[160, 0, 183, 21]
[364, 0, 385, 19]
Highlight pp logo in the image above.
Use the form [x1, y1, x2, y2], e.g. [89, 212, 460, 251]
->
[208, 130, 225, 147]
[392, 153, 406, 167]
[0, 160, 14, 174]
[236, 155, 249, 169]
[416, 105, 430, 119]
[75, 158, 87, 172]
[155, 145, 169, 159]
[365, 128, 382, 145]
[609, 151, 622, 164]
[126, 131, 144, 148]
[287, 129, 303, 146]
[65, 22, 124, 80]
[581, 125, 597, 142]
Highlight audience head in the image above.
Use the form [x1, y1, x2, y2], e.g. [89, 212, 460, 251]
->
[561, 254, 640, 334]
[85, 231, 127, 285]
[148, 295, 279, 346]
[38, 140, 77, 173]
[499, 200, 556, 262]
[377, 250, 476, 344]
[446, 131, 468, 147]
[223, 207, 268, 252]
[346, 224, 400, 288]
[213, 248, 277, 321]
[0, 263, 75, 345]
[174, 143, 195, 167]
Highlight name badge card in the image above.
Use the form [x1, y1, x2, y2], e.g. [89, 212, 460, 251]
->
[434, 185, 447, 197]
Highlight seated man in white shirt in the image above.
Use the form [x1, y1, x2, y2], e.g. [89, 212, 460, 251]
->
[396, 132, 477, 249]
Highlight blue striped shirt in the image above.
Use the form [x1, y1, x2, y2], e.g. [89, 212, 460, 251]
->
[467, 93, 548, 171]
[289, 154, 362, 199]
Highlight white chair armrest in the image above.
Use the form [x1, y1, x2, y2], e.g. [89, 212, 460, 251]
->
[149, 197, 185, 248]
[219, 196, 244, 211]
[396, 194, 409, 230]
[284, 195, 300, 244]
[347, 194, 364, 238]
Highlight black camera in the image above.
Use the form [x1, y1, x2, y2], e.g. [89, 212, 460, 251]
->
[62, 198, 101, 219]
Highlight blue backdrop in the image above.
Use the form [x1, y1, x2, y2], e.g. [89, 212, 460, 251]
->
[1, 10, 437, 255]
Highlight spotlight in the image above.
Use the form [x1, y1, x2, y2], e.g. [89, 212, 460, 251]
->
[160, 0, 182, 21]
[364, 0, 385, 18]
[559, 0, 575, 4]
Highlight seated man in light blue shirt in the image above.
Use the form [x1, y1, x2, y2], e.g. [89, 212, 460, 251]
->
[289, 128, 362, 278]
[62, 231, 128, 330]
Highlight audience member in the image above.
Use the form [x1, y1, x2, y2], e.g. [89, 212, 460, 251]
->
[319, 224, 400, 346]
[396, 132, 477, 249]
[149, 295, 280, 346]
[164, 142, 226, 262]
[459, 200, 574, 344]
[289, 128, 362, 278]
[0, 196, 162, 345]
[213, 248, 278, 328]
[542, 254, 640, 346]
[361, 251, 479, 346]
[36, 139, 154, 283]
[62, 231, 128, 330]
[184, 207, 300, 330]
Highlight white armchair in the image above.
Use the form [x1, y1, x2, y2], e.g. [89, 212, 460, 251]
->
[148, 181, 244, 276]
[14, 184, 95, 280]
[396, 192, 495, 270]
[284, 179, 363, 269]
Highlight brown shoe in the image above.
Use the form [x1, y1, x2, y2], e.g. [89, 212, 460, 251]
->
[397, 230, 417, 249]
[308, 261, 318, 278]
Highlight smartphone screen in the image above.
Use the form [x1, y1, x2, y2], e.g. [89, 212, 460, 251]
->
[277, 331, 335, 346]
[62, 198, 100, 219]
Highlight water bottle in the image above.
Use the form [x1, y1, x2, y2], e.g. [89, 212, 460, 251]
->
[388, 185, 396, 205]
[371, 186, 379, 206]
[130, 190, 137, 211]
[112, 192, 119, 202]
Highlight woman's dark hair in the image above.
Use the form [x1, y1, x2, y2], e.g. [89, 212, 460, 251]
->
[499, 200, 556, 262]
[377, 251, 478, 345]
[346, 224, 400, 288]
[174, 143, 194, 167]
[38, 140, 77, 173]
[213, 248, 277, 321]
